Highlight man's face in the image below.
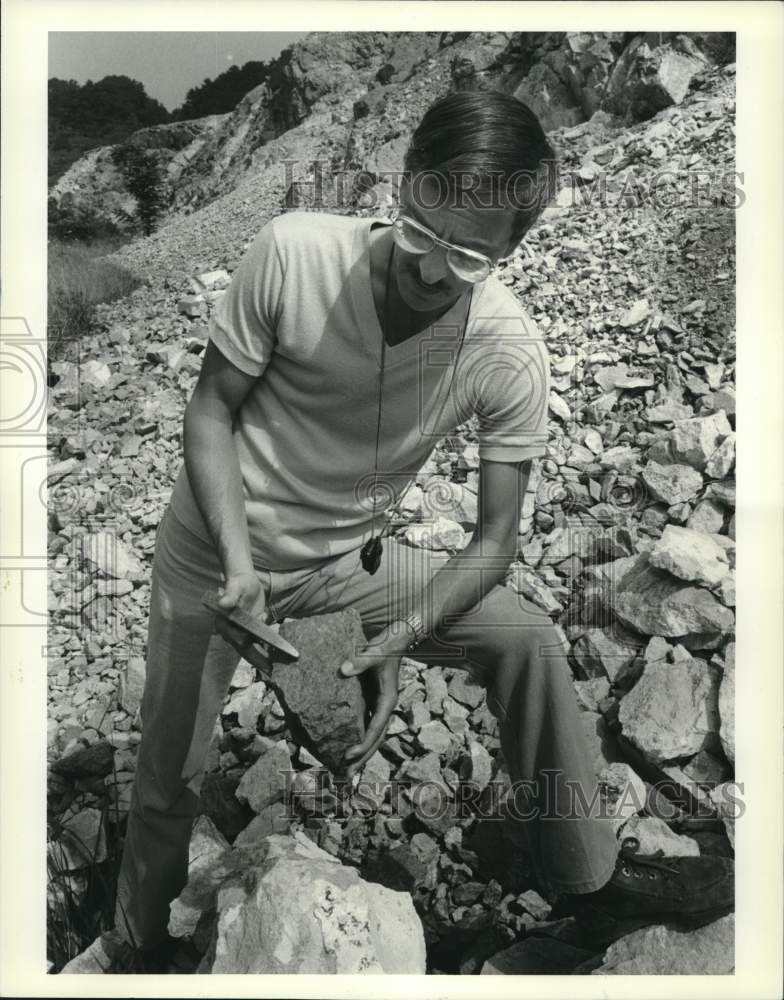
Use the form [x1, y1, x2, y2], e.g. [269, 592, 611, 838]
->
[394, 175, 518, 312]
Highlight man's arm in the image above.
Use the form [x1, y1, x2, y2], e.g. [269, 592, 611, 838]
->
[341, 458, 533, 776]
[183, 340, 264, 614]
[405, 457, 532, 639]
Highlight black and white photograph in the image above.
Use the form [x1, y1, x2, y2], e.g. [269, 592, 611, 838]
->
[1, 2, 782, 995]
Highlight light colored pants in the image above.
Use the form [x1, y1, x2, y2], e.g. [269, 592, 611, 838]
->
[115, 503, 619, 947]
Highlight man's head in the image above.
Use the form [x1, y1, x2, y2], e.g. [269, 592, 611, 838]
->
[393, 90, 555, 311]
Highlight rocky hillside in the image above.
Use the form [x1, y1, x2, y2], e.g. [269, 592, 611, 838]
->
[50, 31, 733, 242]
[47, 32, 737, 976]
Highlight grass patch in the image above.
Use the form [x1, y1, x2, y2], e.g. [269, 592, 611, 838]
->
[48, 238, 143, 367]
[46, 804, 124, 972]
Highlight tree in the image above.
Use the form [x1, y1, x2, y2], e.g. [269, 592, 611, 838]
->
[48, 75, 170, 184]
[170, 60, 271, 120]
[111, 145, 164, 236]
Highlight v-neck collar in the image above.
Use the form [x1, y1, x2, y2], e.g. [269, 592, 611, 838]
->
[351, 216, 485, 365]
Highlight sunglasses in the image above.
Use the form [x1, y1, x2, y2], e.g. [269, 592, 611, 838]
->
[390, 212, 503, 284]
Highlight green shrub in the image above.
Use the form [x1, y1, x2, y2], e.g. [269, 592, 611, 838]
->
[48, 196, 125, 243]
[48, 239, 143, 365]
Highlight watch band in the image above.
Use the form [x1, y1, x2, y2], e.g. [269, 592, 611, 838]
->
[401, 612, 426, 651]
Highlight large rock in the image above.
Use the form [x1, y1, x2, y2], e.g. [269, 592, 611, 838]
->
[688, 498, 726, 534]
[512, 62, 584, 132]
[416, 719, 453, 754]
[649, 525, 729, 587]
[51, 739, 115, 779]
[618, 650, 721, 765]
[606, 36, 707, 121]
[570, 627, 642, 681]
[403, 516, 466, 551]
[222, 680, 267, 728]
[56, 808, 108, 869]
[668, 411, 732, 472]
[424, 667, 448, 714]
[705, 432, 736, 479]
[82, 530, 138, 578]
[508, 564, 562, 614]
[642, 461, 703, 505]
[447, 670, 485, 709]
[482, 935, 595, 974]
[594, 363, 654, 393]
[591, 914, 734, 974]
[189, 814, 230, 873]
[718, 642, 735, 765]
[233, 802, 290, 846]
[618, 815, 699, 856]
[619, 298, 651, 328]
[269, 610, 367, 779]
[417, 479, 478, 524]
[460, 741, 494, 793]
[187, 832, 426, 973]
[353, 750, 392, 811]
[235, 740, 292, 813]
[609, 552, 735, 641]
[573, 676, 611, 712]
[646, 400, 694, 423]
[598, 763, 647, 831]
[118, 656, 145, 716]
[198, 770, 254, 841]
[168, 844, 242, 941]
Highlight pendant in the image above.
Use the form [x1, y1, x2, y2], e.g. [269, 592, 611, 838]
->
[360, 535, 383, 575]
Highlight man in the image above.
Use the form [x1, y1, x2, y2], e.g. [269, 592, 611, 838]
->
[97, 90, 733, 971]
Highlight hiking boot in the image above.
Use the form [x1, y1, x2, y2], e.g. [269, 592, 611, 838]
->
[566, 837, 734, 934]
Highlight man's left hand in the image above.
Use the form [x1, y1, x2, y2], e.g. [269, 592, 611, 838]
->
[339, 621, 411, 780]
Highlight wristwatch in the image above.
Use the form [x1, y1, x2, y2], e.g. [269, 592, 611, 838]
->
[399, 612, 426, 652]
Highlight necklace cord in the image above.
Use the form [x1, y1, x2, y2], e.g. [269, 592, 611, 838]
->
[360, 228, 473, 579]
[368, 242, 394, 540]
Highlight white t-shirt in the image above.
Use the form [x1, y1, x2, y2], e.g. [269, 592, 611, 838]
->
[169, 210, 550, 570]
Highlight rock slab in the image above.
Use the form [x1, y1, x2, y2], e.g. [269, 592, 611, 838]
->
[610, 552, 734, 641]
[270, 610, 367, 779]
[591, 914, 734, 974]
[618, 651, 720, 765]
[179, 832, 426, 973]
[649, 525, 729, 587]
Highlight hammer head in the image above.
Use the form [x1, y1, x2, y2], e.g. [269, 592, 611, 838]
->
[202, 590, 299, 674]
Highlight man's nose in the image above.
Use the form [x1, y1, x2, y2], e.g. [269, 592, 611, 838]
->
[419, 247, 449, 285]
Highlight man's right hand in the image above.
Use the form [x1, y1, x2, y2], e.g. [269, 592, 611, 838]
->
[217, 570, 267, 620]
[213, 571, 273, 674]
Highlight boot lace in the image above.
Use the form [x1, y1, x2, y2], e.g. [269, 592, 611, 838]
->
[618, 836, 682, 881]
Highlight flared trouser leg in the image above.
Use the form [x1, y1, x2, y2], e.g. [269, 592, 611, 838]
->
[114, 506, 246, 947]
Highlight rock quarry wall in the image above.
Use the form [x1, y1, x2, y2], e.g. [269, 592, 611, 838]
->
[49, 31, 734, 236]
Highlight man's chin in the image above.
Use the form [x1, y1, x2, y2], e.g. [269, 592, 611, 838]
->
[399, 270, 448, 311]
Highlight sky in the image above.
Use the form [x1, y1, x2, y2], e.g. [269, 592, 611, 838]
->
[48, 31, 307, 112]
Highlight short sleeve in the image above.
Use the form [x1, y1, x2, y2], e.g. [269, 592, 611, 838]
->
[208, 218, 283, 377]
[473, 321, 550, 463]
